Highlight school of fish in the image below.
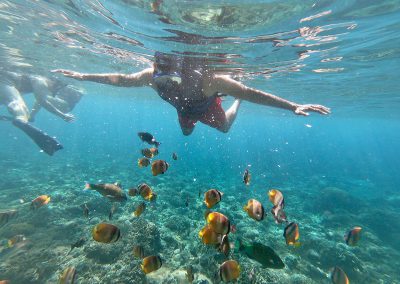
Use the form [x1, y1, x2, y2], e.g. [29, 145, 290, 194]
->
[0, 131, 360, 283]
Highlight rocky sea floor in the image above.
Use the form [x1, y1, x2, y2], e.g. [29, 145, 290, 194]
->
[0, 157, 399, 284]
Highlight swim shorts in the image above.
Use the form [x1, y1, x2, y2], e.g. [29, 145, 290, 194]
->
[178, 97, 227, 130]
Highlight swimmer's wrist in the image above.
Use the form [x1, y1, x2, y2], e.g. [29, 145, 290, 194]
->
[290, 102, 299, 111]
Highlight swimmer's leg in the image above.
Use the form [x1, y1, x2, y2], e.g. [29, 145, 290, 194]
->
[28, 101, 41, 122]
[0, 85, 63, 155]
[12, 119, 63, 156]
[178, 114, 196, 136]
[181, 127, 195, 136]
[0, 85, 30, 122]
[219, 99, 241, 133]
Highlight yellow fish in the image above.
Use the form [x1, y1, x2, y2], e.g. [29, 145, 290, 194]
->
[151, 160, 169, 176]
[133, 202, 146, 217]
[133, 245, 145, 258]
[283, 222, 300, 247]
[58, 267, 76, 284]
[219, 260, 240, 282]
[141, 255, 162, 274]
[204, 189, 223, 209]
[268, 189, 284, 207]
[207, 212, 230, 235]
[138, 157, 151, 168]
[137, 183, 154, 200]
[31, 195, 51, 210]
[344, 226, 362, 246]
[330, 266, 350, 284]
[243, 199, 265, 221]
[141, 148, 153, 158]
[199, 225, 223, 245]
[92, 223, 120, 243]
[149, 147, 159, 156]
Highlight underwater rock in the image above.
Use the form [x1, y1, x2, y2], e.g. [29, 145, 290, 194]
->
[320, 211, 355, 227]
[1, 222, 36, 238]
[84, 239, 124, 264]
[164, 215, 190, 232]
[128, 218, 162, 254]
[303, 264, 326, 280]
[290, 273, 315, 284]
[72, 260, 146, 284]
[162, 235, 179, 251]
[316, 243, 365, 281]
[241, 228, 259, 240]
[307, 187, 365, 214]
[360, 208, 400, 250]
[0, 242, 60, 283]
[199, 252, 212, 268]
[284, 254, 299, 269]
[306, 249, 320, 263]
[194, 280, 209, 284]
[145, 266, 212, 284]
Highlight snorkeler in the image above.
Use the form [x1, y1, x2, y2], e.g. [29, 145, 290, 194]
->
[0, 71, 83, 155]
[53, 52, 330, 135]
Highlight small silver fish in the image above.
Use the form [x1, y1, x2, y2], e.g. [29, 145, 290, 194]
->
[7, 234, 26, 248]
[69, 238, 86, 254]
[109, 203, 117, 220]
[82, 203, 89, 218]
[248, 267, 256, 284]
[133, 245, 144, 258]
[186, 265, 194, 283]
[243, 169, 251, 185]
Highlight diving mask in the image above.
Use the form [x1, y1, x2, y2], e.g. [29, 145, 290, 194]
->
[153, 71, 182, 85]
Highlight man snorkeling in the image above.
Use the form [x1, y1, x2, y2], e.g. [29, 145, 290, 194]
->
[0, 71, 83, 155]
[53, 52, 330, 135]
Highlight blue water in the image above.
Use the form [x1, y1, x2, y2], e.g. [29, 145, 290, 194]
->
[1, 1, 400, 283]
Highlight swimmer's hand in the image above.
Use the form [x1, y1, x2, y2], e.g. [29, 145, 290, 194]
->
[63, 113, 75, 122]
[294, 104, 330, 116]
[51, 69, 84, 80]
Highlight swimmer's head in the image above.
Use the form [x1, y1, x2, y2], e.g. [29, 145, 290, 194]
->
[153, 52, 183, 85]
[154, 52, 183, 74]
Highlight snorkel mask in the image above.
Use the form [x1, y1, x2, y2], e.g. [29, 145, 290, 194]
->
[153, 52, 183, 85]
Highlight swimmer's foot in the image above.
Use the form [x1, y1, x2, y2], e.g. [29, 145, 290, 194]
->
[12, 119, 63, 156]
[221, 99, 241, 133]
[226, 99, 241, 123]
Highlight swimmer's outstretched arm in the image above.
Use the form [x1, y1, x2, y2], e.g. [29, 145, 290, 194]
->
[209, 75, 330, 116]
[51, 68, 154, 87]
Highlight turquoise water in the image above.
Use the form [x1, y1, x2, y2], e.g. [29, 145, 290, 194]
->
[1, 1, 400, 283]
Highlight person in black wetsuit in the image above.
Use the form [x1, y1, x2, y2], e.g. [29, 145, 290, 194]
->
[53, 52, 330, 135]
[0, 71, 83, 155]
